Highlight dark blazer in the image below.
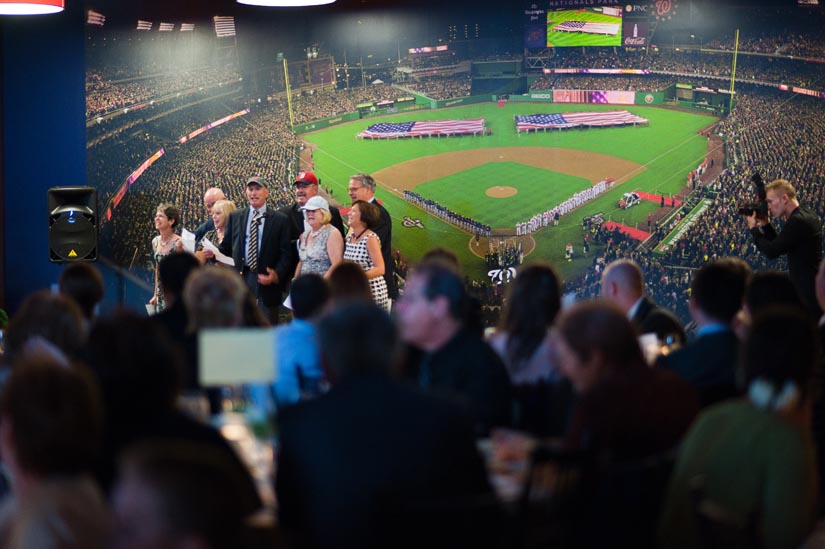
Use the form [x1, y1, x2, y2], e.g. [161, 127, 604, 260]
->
[656, 328, 741, 408]
[194, 217, 214, 244]
[751, 206, 823, 316]
[371, 199, 397, 299]
[276, 374, 495, 549]
[632, 296, 686, 345]
[219, 205, 292, 306]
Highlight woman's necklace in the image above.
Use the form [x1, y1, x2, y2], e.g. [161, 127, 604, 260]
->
[349, 227, 368, 241]
[309, 226, 323, 238]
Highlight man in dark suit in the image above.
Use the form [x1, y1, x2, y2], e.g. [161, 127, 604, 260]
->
[219, 176, 292, 323]
[657, 258, 750, 407]
[748, 178, 823, 318]
[600, 258, 685, 345]
[276, 302, 498, 549]
[348, 173, 397, 300]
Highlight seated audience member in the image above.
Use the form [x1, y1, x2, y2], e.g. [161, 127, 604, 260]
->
[111, 441, 253, 549]
[149, 252, 200, 359]
[58, 262, 105, 326]
[420, 247, 483, 338]
[181, 266, 250, 394]
[271, 274, 329, 408]
[395, 260, 512, 435]
[489, 262, 572, 436]
[84, 311, 262, 516]
[735, 270, 805, 339]
[327, 260, 373, 307]
[554, 301, 700, 460]
[3, 291, 86, 367]
[276, 302, 497, 549]
[657, 258, 750, 407]
[600, 258, 685, 344]
[0, 356, 110, 548]
[659, 307, 819, 549]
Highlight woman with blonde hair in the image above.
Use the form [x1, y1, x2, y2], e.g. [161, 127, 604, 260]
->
[196, 199, 236, 265]
[294, 196, 343, 279]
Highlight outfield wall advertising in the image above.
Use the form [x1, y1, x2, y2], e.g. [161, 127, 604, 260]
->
[292, 112, 360, 134]
[511, 90, 663, 104]
[432, 95, 490, 109]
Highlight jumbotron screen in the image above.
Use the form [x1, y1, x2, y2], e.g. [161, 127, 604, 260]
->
[547, 6, 622, 47]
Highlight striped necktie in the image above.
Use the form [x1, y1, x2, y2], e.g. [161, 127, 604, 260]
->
[248, 209, 260, 271]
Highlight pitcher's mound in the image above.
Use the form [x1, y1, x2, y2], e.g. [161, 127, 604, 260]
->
[486, 186, 518, 198]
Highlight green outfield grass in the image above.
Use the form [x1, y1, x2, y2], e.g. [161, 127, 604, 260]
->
[302, 101, 716, 281]
[417, 163, 591, 228]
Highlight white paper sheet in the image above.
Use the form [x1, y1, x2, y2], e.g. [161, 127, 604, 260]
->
[181, 228, 197, 253]
[201, 237, 235, 266]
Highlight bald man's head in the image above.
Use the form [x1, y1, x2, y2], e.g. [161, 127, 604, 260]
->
[203, 188, 227, 215]
[601, 259, 645, 311]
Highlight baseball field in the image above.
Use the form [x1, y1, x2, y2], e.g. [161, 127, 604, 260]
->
[300, 101, 717, 281]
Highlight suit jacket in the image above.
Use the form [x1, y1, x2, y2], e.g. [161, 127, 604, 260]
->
[751, 206, 823, 316]
[194, 218, 214, 244]
[371, 199, 397, 299]
[656, 328, 741, 408]
[276, 374, 495, 549]
[219, 205, 292, 306]
[631, 296, 686, 345]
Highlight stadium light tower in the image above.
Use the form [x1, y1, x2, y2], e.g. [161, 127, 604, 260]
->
[0, 0, 63, 14]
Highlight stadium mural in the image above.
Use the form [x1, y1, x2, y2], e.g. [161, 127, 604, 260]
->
[87, 0, 825, 325]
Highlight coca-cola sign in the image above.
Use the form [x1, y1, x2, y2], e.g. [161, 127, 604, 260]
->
[623, 20, 649, 46]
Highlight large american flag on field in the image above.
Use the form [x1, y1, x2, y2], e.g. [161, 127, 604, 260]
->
[515, 110, 648, 132]
[553, 21, 620, 35]
[358, 118, 485, 138]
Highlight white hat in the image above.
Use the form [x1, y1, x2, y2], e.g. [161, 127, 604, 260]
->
[301, 196, 329, 211]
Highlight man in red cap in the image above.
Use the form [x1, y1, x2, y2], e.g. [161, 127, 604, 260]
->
[280, 171, 345, 264]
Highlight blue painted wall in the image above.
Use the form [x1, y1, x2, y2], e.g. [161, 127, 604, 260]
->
[2, 4, 149, 314]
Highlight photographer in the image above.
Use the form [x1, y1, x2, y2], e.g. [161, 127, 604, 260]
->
[747, 179, 823, 317]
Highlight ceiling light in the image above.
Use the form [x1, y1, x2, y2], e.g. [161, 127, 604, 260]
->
[237, 0, 335, 7]
[0, 0, 64, 15]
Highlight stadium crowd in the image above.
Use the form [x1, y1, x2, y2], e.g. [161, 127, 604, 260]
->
[400, 74, 472, 100]
[85, 66, 241, 119]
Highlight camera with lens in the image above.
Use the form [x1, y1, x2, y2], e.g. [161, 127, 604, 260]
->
[737, 173, 768, 217]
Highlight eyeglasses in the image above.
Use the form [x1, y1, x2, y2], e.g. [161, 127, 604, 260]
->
[295, 182, 312, 188]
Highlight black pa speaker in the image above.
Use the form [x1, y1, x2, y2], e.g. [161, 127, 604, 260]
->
[48, 186, 98, 262]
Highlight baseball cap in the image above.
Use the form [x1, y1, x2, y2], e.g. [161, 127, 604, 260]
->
[301, 196, 329, 212]
[246, 176, 269, 189]
[294, 171, 319, 186]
